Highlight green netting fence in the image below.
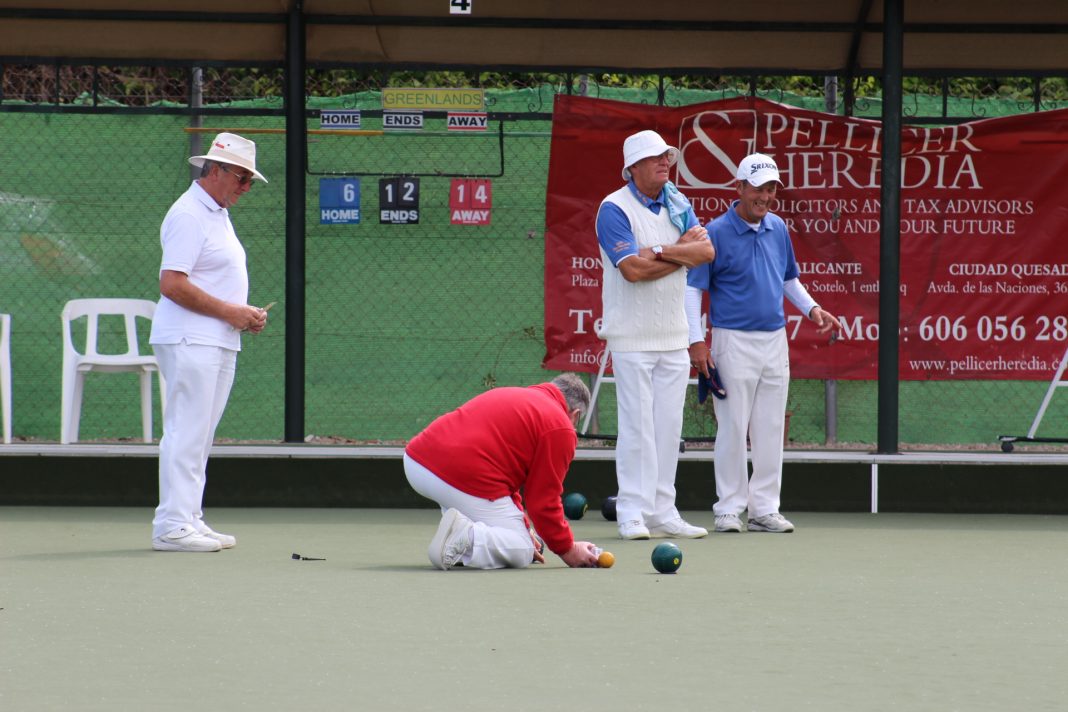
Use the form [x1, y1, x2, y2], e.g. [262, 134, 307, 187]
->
[3, 84, 1068, 446]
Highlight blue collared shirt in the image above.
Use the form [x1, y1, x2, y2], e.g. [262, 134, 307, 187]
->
[686, 201, 800, 331]
[595, 181, 699, 267]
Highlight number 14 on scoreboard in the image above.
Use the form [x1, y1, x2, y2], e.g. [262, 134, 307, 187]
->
[449, 179, 492, 225]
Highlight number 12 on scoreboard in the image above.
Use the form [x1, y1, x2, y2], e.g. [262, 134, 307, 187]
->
[379, 177, 420, 224]
[449, 179, 492, 225]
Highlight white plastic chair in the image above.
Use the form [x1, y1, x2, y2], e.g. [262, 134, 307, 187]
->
[581, 348, 614, 434]
[1, 313, 11, 444]
[60, 298, 165, 444]
[581, 345, 701, 436]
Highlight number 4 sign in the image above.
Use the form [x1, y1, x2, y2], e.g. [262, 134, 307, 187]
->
[449, 0, 472, 14]
[449, 179, 492, 225]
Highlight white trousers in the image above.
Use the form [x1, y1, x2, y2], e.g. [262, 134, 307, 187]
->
[152, 342, 237, 538]
[610, 348, 689, 527]
[710, 327, 789, 518]
[403, 454, 534, 569]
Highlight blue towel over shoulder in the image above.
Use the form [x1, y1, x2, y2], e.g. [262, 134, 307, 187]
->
[663, 181, 695, 234]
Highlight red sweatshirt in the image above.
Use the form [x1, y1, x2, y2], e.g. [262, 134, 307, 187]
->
[405, 383, 577, 555]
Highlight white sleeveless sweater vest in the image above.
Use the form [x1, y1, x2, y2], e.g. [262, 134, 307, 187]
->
[596, 186, 688, 352]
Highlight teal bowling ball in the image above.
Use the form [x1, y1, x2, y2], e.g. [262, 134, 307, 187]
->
[562, 492, 588, 520]
[651, 542, 683, 574]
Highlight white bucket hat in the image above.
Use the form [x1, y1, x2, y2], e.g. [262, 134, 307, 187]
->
[736, 153, 782, 187]
[189, 132, 268, 183]
[621, 130, 679, 181]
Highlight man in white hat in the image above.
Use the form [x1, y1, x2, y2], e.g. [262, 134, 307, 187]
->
[149, 132, 271, 552]
[685, 153, 842, 534]
[595, 129, 715, 540]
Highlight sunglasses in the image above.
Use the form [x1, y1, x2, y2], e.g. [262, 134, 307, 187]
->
[218, 164, 254, 186]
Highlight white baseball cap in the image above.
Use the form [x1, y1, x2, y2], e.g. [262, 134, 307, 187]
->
[189, 132, 268, 183]
[736, 153, 782, 187]
[621, 130, 679, 181]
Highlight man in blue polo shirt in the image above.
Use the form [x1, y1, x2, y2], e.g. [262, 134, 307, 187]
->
[685, 153, 841, 534]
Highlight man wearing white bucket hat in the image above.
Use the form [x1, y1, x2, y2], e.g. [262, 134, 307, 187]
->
[149, 132, 271, 552]
[685, 153, 842, 534]
[595, 129, 715, 540]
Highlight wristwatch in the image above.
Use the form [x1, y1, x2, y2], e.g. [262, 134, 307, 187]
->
[651, 245, 664, 260]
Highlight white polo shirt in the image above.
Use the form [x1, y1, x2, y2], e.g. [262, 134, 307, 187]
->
[149, 181, 248, 351]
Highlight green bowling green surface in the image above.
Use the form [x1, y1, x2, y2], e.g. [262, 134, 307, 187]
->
[2, 507, 1067, 711]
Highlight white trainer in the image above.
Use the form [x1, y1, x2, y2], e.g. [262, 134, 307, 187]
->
[714, 513, 743, 533]
[428, 508, 474, 570]
[618, 519, 651, 540]
[152, 525, 222, 552]
[197, 523, 236, 549]
[747, 513, 795, 533]
[649, 517, 708, 539]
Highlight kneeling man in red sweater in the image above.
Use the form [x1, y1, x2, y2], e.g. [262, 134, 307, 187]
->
[404, 373, 601, 570]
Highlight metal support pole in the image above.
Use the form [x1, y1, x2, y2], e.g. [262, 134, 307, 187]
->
[870, 463, 879, 513]
[825, 380, 838, 445]
[824, 75, 839, 445]
[877, 0, 903, 454]
[189, 67, 203, 182]
[284, 1, 306, 442]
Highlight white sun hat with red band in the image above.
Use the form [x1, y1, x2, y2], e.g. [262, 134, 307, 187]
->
[189, 132, 268, 183]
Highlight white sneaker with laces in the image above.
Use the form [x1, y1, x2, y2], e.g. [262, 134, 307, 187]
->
[152, 525, 222, 552]
[428, 508, 474, 570]
[649, 517, 708, 539]
[714, 513, 743, 533]
[618, 519, 651, 540]
[747, 513, 795, 533]
[197, 523, 236, 549]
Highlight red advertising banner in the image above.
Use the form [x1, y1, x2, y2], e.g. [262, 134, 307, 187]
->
[543, 95, 1068, 380]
